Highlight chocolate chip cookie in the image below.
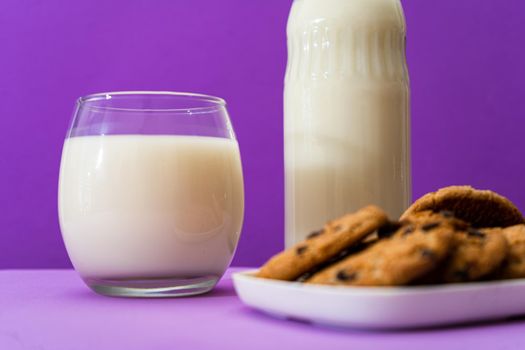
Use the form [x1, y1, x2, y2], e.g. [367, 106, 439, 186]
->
[306, 215, 454, 286]
[403, 210, 469, 231]
[493, 224, 525, 279]
[419, 227, 508, 283]
[256, 205, 388, 281]
[401, 186, 524, 228]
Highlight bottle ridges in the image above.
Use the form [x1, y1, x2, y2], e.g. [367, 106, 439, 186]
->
[285, 24, 408, 82]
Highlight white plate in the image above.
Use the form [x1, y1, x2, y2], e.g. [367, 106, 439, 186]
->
[232, 269, 525, 329]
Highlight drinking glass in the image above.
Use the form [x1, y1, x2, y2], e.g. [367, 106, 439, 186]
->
[58, 91, 244, 297]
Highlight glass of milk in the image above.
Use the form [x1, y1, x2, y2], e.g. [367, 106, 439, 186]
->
[58, 92, 244, 297]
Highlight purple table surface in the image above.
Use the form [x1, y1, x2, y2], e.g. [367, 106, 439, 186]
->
[2, 268, 525, 350]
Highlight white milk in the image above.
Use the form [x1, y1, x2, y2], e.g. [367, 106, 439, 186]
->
[58, 135, 244, 280]
[284, 0, 411, 245]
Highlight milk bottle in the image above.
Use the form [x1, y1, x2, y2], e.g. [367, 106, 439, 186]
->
[284, 0, 411, 245]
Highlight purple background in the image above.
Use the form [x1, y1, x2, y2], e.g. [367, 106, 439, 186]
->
[1, 0, 525, 268]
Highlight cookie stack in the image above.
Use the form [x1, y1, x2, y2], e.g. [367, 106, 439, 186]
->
[257, 186, 525, 286]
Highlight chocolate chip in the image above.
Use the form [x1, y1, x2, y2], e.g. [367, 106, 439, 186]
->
[422, 222, 441, 232]
[420, 248, 437, 260]
[333, 225, 343, 232]
[440, 210, 455, 218]
[296, 246, 308, 255]
[336, 270, 357, 282]
[377, 221, 402, 238]
[307, 230, 324, 240]
[467, 228, 486, 238]
[403, 225, 415, 236]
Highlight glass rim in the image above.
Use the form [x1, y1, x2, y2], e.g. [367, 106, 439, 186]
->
[77, 91, 227, 113]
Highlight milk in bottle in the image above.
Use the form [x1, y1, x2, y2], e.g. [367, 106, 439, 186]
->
[284, 0, 411, 245]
